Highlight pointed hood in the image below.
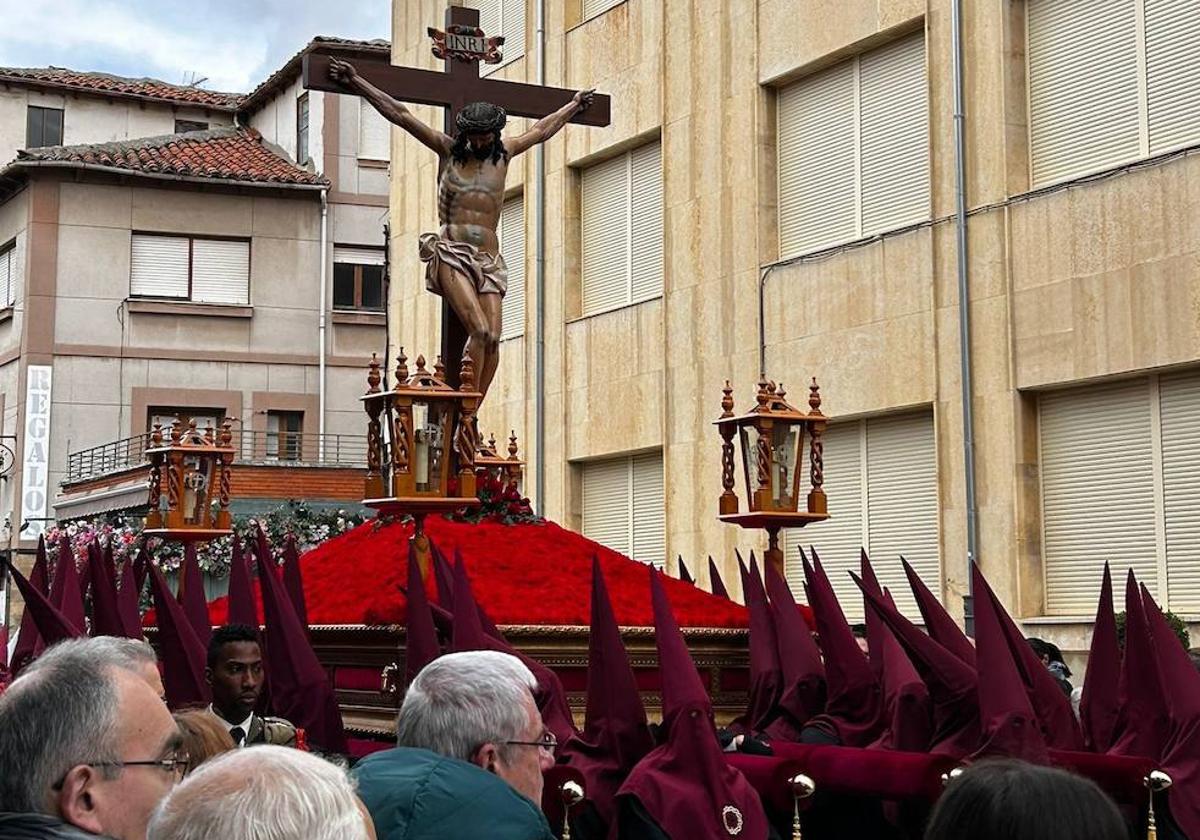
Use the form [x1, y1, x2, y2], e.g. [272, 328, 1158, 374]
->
[762, 562, 826, 741]
[558, 557, 655, 829]
[178, 543, 212, 647]
[970, 562, 1048, 763]
[902, 557, 975, 665]
[861, 554, 931, 753]
[707, 556, 729, 600]
[971, 563, 1083, 750]
[677, 556, 693, 585]
[617, 567, 770, 840]
[3, 554, 84, 646]
[254, 527, 348, 755]
[432, 541, 455, 612]
[86, 542, 126, 638]
[282, 535, 309, 628]
[116, 556, 143, 639]
[1109, 570, 1169, 761]
[132, 545, 151, 597]
[1141, 584, 1200, 840]
[148, 565, 210, 709]
[1080, 563, 1120, 753]
[854, 573, 981, 758]
[404, 540, 440, 683]
[449, 552, 487, 652]
[802, 550, 883, 746]
[10, 538, 51, 673]
[731, 552, 783, 733]
[226, 535, 259, 629]
[50, 538, 86, 634]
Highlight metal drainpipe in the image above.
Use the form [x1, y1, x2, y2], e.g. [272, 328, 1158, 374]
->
[318, 189, 329, 462]
[533, 0, 547, 512]
[951, 0, 978, 635]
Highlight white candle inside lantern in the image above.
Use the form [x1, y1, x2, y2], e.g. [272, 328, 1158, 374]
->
[414, 402, 429, 488]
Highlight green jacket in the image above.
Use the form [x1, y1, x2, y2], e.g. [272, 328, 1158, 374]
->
[353, 747, 555, 840]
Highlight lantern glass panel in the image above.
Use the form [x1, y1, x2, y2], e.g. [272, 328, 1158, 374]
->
[182, 453, 213, 524]
[738, 424, 760, 505]
[412, 401, 447, 492]
[771, 423, 800, 510]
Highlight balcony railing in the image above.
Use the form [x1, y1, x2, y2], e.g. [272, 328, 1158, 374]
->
[64, 430, 368, 485]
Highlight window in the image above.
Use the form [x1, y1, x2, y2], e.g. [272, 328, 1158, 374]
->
[478, 0, 526, 74]
[26, 105, 63, 148]
[266, 411, 303, 460]
[582, 0, 622, 20]
[148, 407, 221, 434]
[498, 195, 525, 339]
[1039, 371, 1200, 616]
[0, 238, 18, 307]
[784, 411, 939, 620]
[1028, 0, 1200, 187]
[297, 94, 310, 164]
[777, 32, 928, 256]
[580, 142, 663, 317]
[359, 100, 389, 160]
[130, 234, 250, 305]
[174, 119, 208, 134]
[581, 452, 665, 568]
[333, 246, 385, 311]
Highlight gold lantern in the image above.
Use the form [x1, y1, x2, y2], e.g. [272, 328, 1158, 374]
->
[716, 377, 829, 576]
[143, 418, 235, 541]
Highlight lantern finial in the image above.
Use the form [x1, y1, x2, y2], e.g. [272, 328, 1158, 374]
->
[414, 354, 429, 375]
[808, 378, 822, 414]
[434, 355, 447, 382]
[460, 349, 476, 391]
[720, 380, 735, 418]
[508, 430, 519, 460]
[395, 347, 409, 388]
[367, 353, 382, 393]
[756, 377, 771, 411]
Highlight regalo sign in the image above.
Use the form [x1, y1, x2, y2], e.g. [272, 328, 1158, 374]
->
[21, 365, 52, 539]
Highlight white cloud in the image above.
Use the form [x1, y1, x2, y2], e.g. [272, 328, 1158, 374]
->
[0, 0, 389, 93]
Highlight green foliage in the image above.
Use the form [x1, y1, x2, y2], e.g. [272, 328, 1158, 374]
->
[1114, 609, 1191, 651]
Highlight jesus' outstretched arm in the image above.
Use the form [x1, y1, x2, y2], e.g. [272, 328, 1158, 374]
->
[328, 57, 452, 156]
[504, 89, 595, 157]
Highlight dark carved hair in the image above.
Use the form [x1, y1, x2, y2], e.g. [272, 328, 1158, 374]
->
[207, 624, 259, 669]
[452, 101, 508, 165]
[925, 760, 1127, 840]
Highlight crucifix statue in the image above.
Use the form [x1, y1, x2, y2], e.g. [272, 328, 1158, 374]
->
[303, 6, 610, 407]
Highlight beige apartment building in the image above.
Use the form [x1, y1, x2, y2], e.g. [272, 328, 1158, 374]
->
[0, 38, 398, 572]
[386, 0, 1200, 662]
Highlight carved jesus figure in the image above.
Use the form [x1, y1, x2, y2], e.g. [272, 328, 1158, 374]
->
[329, 58, 594, 402]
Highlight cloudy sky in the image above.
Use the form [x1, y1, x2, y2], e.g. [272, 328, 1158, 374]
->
[0, 1, 391, 93]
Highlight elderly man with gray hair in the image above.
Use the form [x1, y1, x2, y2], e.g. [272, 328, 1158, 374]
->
[0, 638, 181, 840]
[354, 650, 557, 839]
[147, 745, 375, 840]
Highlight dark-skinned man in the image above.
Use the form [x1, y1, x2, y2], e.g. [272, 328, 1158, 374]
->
[205, 625, 296, 748]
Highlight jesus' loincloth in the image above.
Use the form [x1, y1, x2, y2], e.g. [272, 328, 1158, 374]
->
[418, 233, 508, 297]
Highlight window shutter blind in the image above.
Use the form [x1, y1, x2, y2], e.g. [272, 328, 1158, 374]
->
[333, 246, 385, 266]
[504, 0, 526, 60]
[1144, 0, 1200, 153]
[582, 458, 632, 557]
[1161, 370, 1200, 614]
[629, 142, 663, 303]
[581, 153, 630, 316]
[632, 452, 665, 568]
[582, 0, 621, 19]
[9, 233, 22, 306]
[1040, 379, 1158, 615]
[859, 33, 929, 236]
[778, 60, 858, 256]
[359, 100, 390, 160]
[477, 0, 501, 41]
[865, 412, 940, 620]
[784, 421, 865, 614]
[499, 195, 525, 339]
[131, 235, 189, 298]
[0, 246, 11, 307]
[191, 239, 250, 305]
[1028, 0, 1141, 186]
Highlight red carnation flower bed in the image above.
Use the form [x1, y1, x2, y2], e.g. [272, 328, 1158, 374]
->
[196, 517, 758, 629]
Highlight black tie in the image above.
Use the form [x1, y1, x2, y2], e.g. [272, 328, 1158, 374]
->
[229, 726, 246, 747]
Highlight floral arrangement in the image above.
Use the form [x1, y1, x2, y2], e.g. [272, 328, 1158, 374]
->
[449, 468, 542, 526]
[43, 502, 369, 579]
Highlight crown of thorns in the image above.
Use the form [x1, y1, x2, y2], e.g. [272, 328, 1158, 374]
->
[456, 102, 507, 133]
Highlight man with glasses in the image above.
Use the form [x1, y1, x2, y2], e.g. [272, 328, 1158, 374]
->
[354, 650, 557, 839]
[0, 638, 183, 839]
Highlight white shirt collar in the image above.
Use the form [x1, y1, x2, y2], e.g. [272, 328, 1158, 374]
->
[209, 705, 254, 738]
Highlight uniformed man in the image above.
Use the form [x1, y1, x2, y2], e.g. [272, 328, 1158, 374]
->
[206, 624, 296, 747]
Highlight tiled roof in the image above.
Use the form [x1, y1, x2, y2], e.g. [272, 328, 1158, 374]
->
[0, 66, 242, 110]
[12, 128, 327, 188]
[240, 36, 391, 115]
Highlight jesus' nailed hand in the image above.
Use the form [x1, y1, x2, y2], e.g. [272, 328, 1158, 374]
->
[328, 57, 594, 404]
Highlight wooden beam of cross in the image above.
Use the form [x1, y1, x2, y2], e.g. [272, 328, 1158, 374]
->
[302, 6, 612, 385]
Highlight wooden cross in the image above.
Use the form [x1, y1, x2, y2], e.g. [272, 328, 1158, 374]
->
[302, 6, 611, 384]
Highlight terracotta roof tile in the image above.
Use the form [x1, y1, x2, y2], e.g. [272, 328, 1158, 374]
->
[0, 66, 242, 110]
[14, 128, 327, 188]
[239, 36, 391, 115]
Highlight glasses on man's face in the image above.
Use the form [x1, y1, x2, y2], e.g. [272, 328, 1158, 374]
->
[53, 752, 191, 789]
[504, 732, 558, 756]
